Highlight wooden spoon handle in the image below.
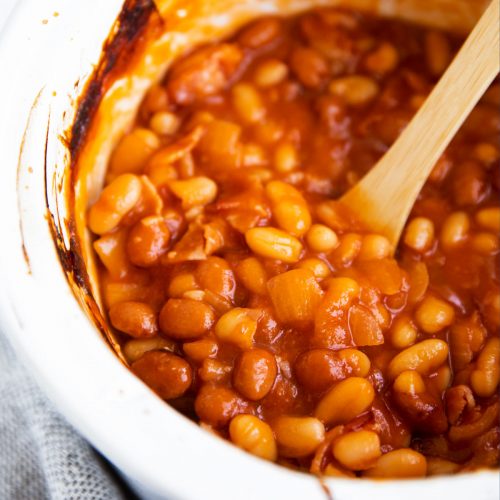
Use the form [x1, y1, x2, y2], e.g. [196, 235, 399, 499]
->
[340, 0, 500, 247]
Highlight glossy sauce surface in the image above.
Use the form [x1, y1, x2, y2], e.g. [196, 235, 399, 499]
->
[88, 8, 500, 478]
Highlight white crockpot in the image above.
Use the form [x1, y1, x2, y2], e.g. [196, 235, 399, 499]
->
[0, 0, 498, 499]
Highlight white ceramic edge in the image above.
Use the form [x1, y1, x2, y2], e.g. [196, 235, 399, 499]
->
[0, 1, 498, 500]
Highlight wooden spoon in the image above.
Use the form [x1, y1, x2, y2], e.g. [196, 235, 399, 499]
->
[339, 0, 500, 249]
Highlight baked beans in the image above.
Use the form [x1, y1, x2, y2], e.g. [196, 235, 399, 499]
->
[87, 8, 500, 478]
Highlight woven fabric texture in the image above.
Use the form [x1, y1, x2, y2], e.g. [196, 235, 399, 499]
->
[0, 334, 130, 500]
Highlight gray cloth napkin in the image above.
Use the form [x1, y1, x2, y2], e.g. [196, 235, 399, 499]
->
[0, 334, 131, 500]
